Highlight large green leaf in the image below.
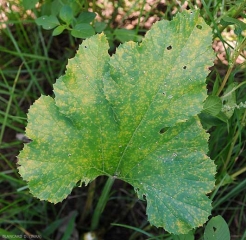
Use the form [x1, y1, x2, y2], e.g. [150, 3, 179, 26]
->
[18, 10, 216, 234]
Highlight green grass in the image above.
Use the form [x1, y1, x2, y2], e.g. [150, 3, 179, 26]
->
[0, 0, 246, 239]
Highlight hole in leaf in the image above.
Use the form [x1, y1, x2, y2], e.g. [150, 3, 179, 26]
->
[213, 227, 217, 232]
[159, 127, 169, 134]
[167, 45, 172, 50]
[196, 25, 202, 30]
[16, 133, 32, 143]
[183, 66, 187, 69]
[84, 46, 87, 48]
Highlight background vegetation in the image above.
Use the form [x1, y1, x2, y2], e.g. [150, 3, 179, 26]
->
[0, 0, 245, 239]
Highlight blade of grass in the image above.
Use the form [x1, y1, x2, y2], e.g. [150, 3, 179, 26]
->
[0, 64, 22, 145]
[5, 26, 44, 94]
[223, 110, 246, 171]
[91, 176, 115, 231]
[213, 178, 246, 209]
[111, 223, 154, 238]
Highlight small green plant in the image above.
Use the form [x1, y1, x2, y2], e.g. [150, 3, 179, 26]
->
[18, 10, 216, 235]
[23, 0, 108, 38]
[23, 0, 143, 44]
[35, 1, 97, 38]
[204, 215, 230, 240]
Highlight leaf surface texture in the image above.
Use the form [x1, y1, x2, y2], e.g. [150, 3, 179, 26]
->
[18, 11, 216, 234]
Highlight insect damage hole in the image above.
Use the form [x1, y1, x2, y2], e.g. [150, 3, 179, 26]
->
[167, 45, 172, 50]
[196, 25, 202, 30]
[159, 127, 169, 134]
[183, 66, 187, 69]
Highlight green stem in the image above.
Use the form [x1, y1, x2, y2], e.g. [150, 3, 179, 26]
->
[135, 0, 146, 39]
[231, 166, 246, 179]
[216, 38, 246, 96]
[92, 0, 96, 13]
[79, 180, 96, 225]
[216, 64, 234, 97]
[84, 0, 89, 11]
[91, 176, 115, 231]
[221, 81, 246, 99]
